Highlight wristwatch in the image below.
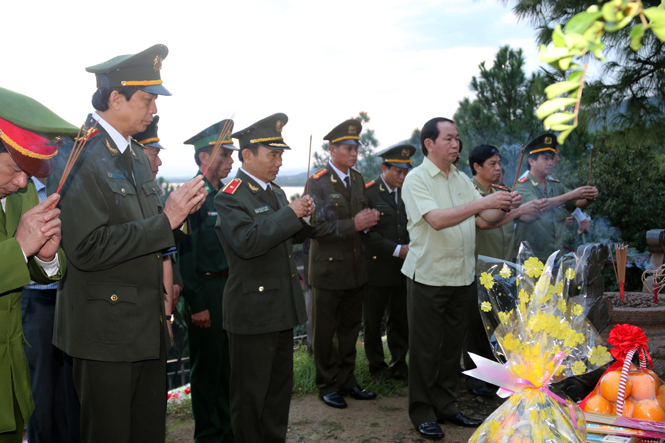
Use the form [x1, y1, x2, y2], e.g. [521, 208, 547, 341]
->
[167, 314, 174, 322]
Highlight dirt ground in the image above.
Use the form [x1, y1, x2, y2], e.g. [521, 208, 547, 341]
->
[166, 383, 505, 443]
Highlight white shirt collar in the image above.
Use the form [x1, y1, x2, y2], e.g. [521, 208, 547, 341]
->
[380, 174, 394, 193]
[92, 112, 131, 153]
[240, 167, 270, 191]
[329, 160, 350, 186]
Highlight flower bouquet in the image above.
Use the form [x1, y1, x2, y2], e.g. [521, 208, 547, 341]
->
[466, 243, 611, 443]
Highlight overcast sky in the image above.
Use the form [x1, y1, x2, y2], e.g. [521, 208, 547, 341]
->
[4, 0, 543, 180]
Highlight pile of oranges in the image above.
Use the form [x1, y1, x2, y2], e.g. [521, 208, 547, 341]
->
[583, 366, 665, 422]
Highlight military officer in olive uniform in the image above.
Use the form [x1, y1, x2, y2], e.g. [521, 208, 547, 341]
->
[307, 119, 380, 409]
[514, 134, 598, 263]
[50, 45, 206, 443]
[215, 113, 315, 443]
[178, 120, 237, 443]
[361, 143, 414, 380]
[0, 88, 69, 443]
[464, 144, 541, 397]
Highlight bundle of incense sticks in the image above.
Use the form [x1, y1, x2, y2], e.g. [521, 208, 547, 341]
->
[610, 244, 628, 301]
[202, 116, 235, 177]
[642, 264, 665, 303]
[305, 135, 312, 195]
[50, 121, 99, 209]
[511, 145, 525, 191]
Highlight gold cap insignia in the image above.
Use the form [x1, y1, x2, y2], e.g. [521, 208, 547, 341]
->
[153, 55, 163, 72]
[349, 125, 357, 134]
[402, 148, 409, 157]
[544, 136, 552, 145]
[276, 120, 284, 133]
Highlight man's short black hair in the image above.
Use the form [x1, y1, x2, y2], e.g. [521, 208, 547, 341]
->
[194, 146, 213, 167]
[0, 140, 7, 154]
[468, 145, 501, 176]
[239, 143, 260, 163]
[91, 86, 140, 112]
[420, 117, 455, 157]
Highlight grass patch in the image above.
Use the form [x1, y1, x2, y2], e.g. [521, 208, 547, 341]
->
[166, 396, 193, 420]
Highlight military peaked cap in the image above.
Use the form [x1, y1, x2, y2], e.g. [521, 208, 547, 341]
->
[376, 143, 416, 169]
[132, 115, 164, 150]
[232, 113, 290, 150]
[185, 119, 237, 151]
[86, 44, 171, 96]
[324, 119, 362, 145]
[525, 133, 557, 156]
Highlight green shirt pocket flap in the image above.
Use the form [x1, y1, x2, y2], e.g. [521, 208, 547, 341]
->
[105, 179, 136, 197]
[86, 282, 138, 305]
[142, 181, 160, 196]
[319, 250, 344, 262]
[242, 277, 281, 294]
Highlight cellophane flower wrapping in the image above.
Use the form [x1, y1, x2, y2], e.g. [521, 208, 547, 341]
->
[468, 243, 611, 443]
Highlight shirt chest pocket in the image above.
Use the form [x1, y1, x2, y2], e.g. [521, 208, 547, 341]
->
[142, 181, 163, 210]
[105, 179, 136, 198]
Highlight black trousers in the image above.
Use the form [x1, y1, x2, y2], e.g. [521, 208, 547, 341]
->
[72, 331, 167, 443]
[362, 283, 409, 377]
[21, 288, 81, 443]
[227, 329, 294, 443]
[406, 279, 472, 428]
[463, 280, 496, 390]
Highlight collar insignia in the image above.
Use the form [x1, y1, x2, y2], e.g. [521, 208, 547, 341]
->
[379, 183, 385, 192]
[330, 174, 338, 183]
[105, 139, 119, 155]
[531, 180, 539, 186]
[248, 182, 259, 192]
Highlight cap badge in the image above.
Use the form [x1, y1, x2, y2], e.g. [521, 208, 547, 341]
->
[46, 136, 63, 146]
[276, 120, 284, 133]
[544, 136, 552, 144]
[402, 148, 409, 157]
[153, 55, 163, 72]
[348, 125, 357, 134]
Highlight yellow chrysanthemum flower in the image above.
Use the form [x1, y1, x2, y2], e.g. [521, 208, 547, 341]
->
[498, 311, 510, 324]
[565, 268, 576, 280]
[480, 272, 495, 290]
[555, 281, 564, 297]
[481, 301, 492, 312]
[572, 304, 584, 316]
[557, 297, 567, 312]
[518, 289, 530, 304]
[588, 345, 612, 366]
[524, 257, 544, 278]
[572, 360, 587, 375]
[500, 265, 511, 278]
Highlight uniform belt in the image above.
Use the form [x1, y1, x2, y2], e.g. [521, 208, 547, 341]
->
[204, 271, 229, 278]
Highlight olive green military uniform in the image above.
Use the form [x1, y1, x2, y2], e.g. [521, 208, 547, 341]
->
[1, 182, 66, 443]
[308, 163, 369, 395]
[362, 174, 409, 378]
[50, 115, 174, 443]
[514, 172, 577, 263]
[179, 174, 232, 443]
[465, 179, 514, 391]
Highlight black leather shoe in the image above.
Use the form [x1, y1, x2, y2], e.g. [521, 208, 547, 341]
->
[440, 412, 483, 427]
[417, 422, 445, 439]
[320, 391, 347, 409]
[471, 385, 497, 397]
[345, 385, 377, 400]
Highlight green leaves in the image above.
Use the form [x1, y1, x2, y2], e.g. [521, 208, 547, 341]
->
[644, 6, 665, 41]
[564, 11, 603, 34]
[630, 24, 645, 51]
[536, 98, 579, 120]
[544, 81, 581, 99]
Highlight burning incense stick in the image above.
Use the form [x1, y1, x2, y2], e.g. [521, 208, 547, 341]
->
[305, 135, 312, 195]
[50, 121, 99, 209]
[202, 116, 235, 177]
[615, 244, 628, 302]
[511, 145, 525, 191]
[588, 145, 594, 186]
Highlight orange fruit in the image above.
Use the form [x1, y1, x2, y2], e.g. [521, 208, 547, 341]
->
[500, 414, 519, 428]
[657, 386, 665, 410]
[612, 397, 635, 417]
[600, 371, 632, 402]
[646, 369, 662, 389]
[584, 394, 613, 414]
[509, 435, 532, 443]
[632, 399, 665, 422]
[630, 371, 658, 401]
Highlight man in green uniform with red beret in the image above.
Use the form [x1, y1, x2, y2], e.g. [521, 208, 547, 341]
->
[0, 87, 69, 443]
[178, 120, 237, 443]
[50, 44, 206, 443]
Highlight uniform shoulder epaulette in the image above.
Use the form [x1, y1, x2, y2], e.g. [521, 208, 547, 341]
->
[365, 180, 376, 189]
[222, 178, 242, 194]
[351, 167, 361, 175]
[271, 182, 281, 189]
[547, 177, 561, 182]
[312, 168, 328, 179]
[517, 176, 528, 183]
[492, 184, 509, 191]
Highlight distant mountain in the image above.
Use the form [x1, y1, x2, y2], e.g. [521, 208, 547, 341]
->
[275, 171, 307, 187]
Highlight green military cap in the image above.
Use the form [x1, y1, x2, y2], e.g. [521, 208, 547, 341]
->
[324, 119, 362, 145]
[0, 87, 79, 139]
[376, 143, 416, 169]
[525, 133, 557, 156]
[185, 119, 238, 151]
[232, 113, 290, 150]
[457, 139, 464, 161]
[0, 87, 79, 177]
[86, 44, 171, 96]
[132, 115, 164, 150]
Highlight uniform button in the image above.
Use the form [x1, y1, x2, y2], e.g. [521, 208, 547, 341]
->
[259, 286, 265, 292]
[157, 253, 161, 258]
[372, 256, 377, 259]
[329, 257, 333, 261]
[289, 255, 292, 258]
[381, 212, 384, 215]
[121, 188, 126, 193]
[111, 294, 118, 302]
[397, 225, 401, 228]
[292, 274, 295, 278]
[397, 211, 400, 214]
